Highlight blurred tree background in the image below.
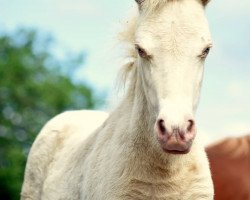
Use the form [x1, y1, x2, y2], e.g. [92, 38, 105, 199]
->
[0, 29, 102, 200]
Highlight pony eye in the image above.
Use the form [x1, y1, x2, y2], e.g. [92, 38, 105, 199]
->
[135, 45, 148, 58]
[201, 47, 211, 58]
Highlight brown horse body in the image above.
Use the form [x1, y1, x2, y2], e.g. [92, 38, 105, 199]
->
[206, 135, 250, 200]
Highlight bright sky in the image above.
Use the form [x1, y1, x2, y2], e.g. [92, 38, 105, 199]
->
[0, 0, 249, 143]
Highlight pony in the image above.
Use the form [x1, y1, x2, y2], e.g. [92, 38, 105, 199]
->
[21, 0, 214, 199]
[206, 135, 250, 200]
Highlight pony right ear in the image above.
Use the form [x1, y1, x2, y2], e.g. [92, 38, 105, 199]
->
[201, 0, 210, 6]
[135, 0, 145, 11]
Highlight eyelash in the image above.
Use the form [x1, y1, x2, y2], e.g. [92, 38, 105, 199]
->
[135, 45, 148, 58]
[200, 46, 212, 58]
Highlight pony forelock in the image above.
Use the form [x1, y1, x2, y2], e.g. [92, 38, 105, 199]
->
[137, 0, 210, 12]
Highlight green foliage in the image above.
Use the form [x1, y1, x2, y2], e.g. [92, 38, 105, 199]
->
[0, 29, 100, 200]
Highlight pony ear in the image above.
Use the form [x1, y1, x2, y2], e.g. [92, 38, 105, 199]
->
[201, 0, 210, 6]
[135, 0, 145, 5]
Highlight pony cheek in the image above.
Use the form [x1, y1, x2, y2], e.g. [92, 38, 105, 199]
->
[147, 85, 159, 108]
[193, 71, 204, 111]
[141, 65, 159, 108]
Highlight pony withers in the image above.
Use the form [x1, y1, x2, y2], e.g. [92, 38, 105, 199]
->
[21, 0, 214, 199]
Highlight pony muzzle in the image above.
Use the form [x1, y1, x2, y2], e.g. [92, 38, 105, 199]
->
[156, 119, 196, 154]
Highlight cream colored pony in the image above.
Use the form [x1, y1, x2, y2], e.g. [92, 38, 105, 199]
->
[21, 0, 214, 199]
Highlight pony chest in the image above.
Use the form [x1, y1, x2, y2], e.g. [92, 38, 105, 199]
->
[122, 178, 186, 200]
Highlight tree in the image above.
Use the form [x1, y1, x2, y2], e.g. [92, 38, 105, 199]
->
[0, 29, 101, 200]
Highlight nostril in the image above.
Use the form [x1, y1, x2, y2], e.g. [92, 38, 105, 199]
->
[187, 119, 195, 132]
[157, 119, 167, 135]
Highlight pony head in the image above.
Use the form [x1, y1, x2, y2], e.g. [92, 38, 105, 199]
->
[131, 0, 212, 154]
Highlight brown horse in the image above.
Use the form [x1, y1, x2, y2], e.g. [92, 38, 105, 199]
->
[206, 135, 250, 200]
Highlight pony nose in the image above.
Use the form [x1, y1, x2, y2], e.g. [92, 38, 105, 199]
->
[156, 119, 196, 154]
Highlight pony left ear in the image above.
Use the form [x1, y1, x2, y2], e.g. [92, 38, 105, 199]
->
[135, 0, 145, 5]
[201, 0, 210, 6]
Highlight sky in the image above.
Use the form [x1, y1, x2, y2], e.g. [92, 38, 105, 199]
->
[0, 0, 249, 143]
